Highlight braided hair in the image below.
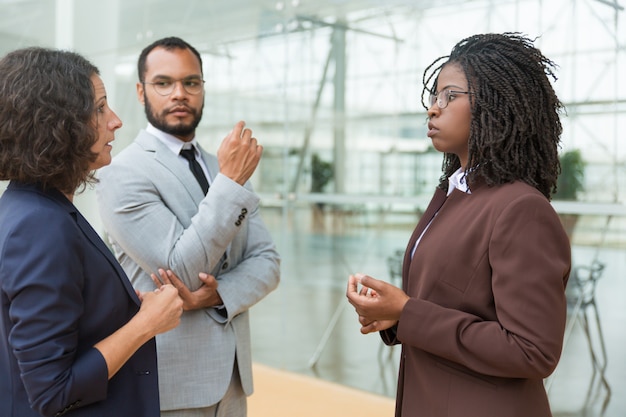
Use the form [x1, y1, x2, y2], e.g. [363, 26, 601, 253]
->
[422, 33, 564, 200]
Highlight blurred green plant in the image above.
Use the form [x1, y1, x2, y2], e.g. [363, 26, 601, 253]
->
[554, 149, 585, 200]
[311, 153, 333, 193]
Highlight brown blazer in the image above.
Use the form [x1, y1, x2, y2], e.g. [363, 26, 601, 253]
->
[381, 179, 571, 417]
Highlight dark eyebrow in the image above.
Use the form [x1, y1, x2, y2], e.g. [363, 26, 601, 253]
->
[150, 75, 173, 81]
[439, 84, 466, 91]
[150, 74, 203, 80]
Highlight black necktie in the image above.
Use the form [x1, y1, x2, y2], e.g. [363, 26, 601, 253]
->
[180, 146, 209, 194]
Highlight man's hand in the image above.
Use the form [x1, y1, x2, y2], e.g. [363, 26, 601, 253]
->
[151, 269, 222, 311]
[217, 120, 263, 185]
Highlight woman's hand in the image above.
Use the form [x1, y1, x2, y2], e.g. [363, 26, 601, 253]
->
[95, 284, 183, 379]
[346, 273, 409, 334]
[138, 284, 183, 335]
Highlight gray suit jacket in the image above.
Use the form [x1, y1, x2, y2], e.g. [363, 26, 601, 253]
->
[96, 130, 280, 410]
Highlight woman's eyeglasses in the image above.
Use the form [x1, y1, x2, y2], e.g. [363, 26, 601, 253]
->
[429, 89, 472, 109]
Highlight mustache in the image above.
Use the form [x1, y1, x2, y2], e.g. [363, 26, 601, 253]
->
[165, 104, 194, 114]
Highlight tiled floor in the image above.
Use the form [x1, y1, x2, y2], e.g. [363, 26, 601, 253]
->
[250, 207, 625, 417]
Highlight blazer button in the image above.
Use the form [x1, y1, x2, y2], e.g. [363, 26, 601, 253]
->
[235, 220, 241, 226]
[241, 208, 248, 214]
[222, 262, 229, 270]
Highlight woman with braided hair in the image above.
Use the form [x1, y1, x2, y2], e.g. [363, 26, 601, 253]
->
[346, 33, 571, 417]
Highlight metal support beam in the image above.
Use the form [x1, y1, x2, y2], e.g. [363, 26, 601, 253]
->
[289, 41, 334, 193]
[593, 0, 624, 11]
[332, 22, 347, 194]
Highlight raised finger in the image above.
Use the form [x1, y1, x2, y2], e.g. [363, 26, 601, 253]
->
[347, 274, 359, 296]
[231, 120, 245, 139]
[241, 127, 252, 142]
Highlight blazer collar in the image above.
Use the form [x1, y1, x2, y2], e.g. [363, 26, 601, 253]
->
[136, 129, 218, 201]
[7, 181, 75, 214]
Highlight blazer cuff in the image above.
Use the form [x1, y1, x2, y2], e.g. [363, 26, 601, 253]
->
[207, 307, 228, 324]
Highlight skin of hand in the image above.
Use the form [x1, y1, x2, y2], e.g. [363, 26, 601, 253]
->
[346, 273, 410, 334]
[217, 120, 263, 185]
[138, 285, 184, 334]
[94, 284, 182, 379]
[151, 268, 222, 310]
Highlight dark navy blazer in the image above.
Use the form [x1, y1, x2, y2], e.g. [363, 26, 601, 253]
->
[0, 182, 160, 417]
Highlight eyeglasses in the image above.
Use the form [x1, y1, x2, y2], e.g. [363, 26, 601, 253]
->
[143, 77, 205, 96]
[429, 89, 472, 109]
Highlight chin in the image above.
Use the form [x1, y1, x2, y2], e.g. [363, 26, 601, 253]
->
[431, 143, 446, 154]
[91, 157, 112, 170]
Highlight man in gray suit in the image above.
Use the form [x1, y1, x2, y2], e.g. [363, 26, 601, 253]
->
[96, 36, 280, 417]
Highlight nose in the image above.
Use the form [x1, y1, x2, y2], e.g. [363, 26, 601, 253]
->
[170, 80, 187, 98]
[427, 102, 439, 119]
[109, 110, 123, 130]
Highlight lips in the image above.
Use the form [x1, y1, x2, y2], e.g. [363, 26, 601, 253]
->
[427, 122, 438, 138]
[168, 106, 191, 116]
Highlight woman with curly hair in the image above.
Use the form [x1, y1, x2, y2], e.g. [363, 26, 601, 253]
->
[347, 33, 571, 417]
[0, 47, 183, 417]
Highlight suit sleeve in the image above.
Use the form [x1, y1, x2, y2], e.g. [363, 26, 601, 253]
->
[380, 325, 400, 346]
[0, 212, 108, 416]
[207, 198, 281, 319]
[396, 193, 570, 379]
[96, 150, 279, 318]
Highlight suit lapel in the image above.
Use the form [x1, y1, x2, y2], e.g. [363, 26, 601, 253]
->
[18, 183, 142, 305]
[137, 131, 206, 204]
[402, 188, 447, 287]
[73, 211, 141, 305]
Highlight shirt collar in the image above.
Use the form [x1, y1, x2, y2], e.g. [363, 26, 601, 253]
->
[447, 167, 471, 196]
[146, 123, 200, 156]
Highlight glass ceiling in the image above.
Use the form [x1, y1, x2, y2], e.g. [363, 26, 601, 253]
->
[0, 0, 624, 205]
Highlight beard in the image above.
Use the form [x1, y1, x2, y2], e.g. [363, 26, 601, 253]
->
[144, 93, 204, 138]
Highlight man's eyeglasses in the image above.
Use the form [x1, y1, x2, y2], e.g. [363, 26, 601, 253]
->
[143, 77, 205, 96]
[429, 89, 472, 109]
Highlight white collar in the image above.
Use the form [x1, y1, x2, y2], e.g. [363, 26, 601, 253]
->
[146, 123, 200, 156]
[447, 167, 471, 196]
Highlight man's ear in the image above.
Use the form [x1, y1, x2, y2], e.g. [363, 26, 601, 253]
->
[136, 82, 145, 105]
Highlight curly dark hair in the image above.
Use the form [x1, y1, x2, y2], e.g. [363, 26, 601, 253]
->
[422, 33, 564, 199]
[137, 36, 203, 83]
[0, 47, 100, 195]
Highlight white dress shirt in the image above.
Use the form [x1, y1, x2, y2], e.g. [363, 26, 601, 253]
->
[146, 123, 212, 184]
[411, 168, 471, 258]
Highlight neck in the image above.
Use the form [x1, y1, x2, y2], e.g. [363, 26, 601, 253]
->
[175, 132, 195, 142]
